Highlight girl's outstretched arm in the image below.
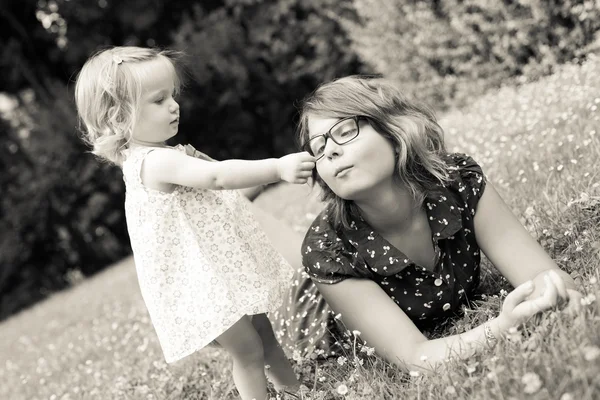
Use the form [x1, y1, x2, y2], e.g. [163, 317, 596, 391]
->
[473, 183, 582, 309]
[140, 147, 315, 190]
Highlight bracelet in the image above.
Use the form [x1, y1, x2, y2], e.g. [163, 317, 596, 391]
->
[484, 322, 497, 344]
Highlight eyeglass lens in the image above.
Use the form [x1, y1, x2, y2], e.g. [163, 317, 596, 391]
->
[309, 118, 359, 158]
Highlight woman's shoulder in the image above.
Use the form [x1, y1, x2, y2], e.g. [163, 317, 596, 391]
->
[303, 205, 338, 240]
[441, 152, 487, 202]
[443, 153, 484, 174]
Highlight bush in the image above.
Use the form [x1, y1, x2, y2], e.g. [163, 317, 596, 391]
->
[0, 85, 130, 320]
[340, 0, 600, 109]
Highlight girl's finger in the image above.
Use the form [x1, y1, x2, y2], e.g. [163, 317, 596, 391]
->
[503, 280, 534, 311]
[548, 270, 568, 302]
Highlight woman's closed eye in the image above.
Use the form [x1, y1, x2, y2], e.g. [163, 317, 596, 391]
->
[339, 128, 357, 138]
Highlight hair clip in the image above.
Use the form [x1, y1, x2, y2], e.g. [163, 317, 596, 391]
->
[113, 55, 123, 65]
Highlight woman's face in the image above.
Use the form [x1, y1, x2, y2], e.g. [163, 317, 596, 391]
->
[308, 115, 397, 201]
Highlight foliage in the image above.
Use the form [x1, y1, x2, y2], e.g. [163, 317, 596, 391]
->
[340, 0, 600, 109]
[0, 86, 128, 319]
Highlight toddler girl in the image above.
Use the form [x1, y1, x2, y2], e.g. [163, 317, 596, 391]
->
[74, 46, 314, 400]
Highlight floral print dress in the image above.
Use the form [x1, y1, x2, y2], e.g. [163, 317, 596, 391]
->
[271, 154, 487, 358]
[122, 145, 293, 363]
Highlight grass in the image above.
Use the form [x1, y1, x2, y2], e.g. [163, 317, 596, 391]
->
[2, 56, 600, 399]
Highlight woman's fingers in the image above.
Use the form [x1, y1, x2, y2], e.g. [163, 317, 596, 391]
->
[511, 274, 561, 320]
[544, 273, 560, 307]
[503, 280, 534, 312]
[548, 270, 568, 302]
[563, 289, 584, 315]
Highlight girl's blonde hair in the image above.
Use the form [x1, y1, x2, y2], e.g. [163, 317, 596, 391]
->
[74, 46, 183, 165]
[297, 75, 450, 229]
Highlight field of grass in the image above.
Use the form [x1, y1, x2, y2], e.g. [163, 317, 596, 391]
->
[2, 56, 600, 399]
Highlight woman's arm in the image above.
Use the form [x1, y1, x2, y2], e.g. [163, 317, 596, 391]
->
[473, 183, 580, 303]
[315, 275, 558, 371]
[141, 147, 315, 190]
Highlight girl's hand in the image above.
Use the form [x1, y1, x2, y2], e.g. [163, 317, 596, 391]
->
[498, 273, 561, 329]
[277, 152, 316, 184]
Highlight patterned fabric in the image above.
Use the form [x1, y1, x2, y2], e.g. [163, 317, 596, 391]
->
[122, 145, 293, 363]
[272, 153, 487, 358]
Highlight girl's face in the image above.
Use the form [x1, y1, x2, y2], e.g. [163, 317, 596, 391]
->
[131, 59, 180, 146]
[308, 115, 397, 201]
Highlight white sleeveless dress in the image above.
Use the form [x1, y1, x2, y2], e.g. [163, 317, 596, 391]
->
[122, 145, 293, 363]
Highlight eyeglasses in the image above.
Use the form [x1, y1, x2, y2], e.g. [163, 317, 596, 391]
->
[304, 116, 363, 160]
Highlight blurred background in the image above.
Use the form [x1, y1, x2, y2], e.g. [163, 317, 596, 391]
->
[2, 0, 600, 322]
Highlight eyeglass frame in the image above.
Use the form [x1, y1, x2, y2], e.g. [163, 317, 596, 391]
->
[303, 116, 366, 160]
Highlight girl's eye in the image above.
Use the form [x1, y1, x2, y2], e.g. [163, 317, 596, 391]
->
[155, 97, 164, 104]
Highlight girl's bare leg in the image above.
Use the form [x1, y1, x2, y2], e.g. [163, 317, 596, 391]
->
[215, 316, 268, 400]
[251, 313, 300, 391]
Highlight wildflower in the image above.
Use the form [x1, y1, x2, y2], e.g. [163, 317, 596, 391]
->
[522, 372, 543, 394]
[582, 345, 600, 361]
[292, 350, 302, 362]
[499, 289, 508, 297]
[360, 345, 375, 356]
[409, 370, 420, 378]
[466, 362, 478, 374]
[444, 386, 457, 395]
[560, 393, 574, 400]
[352, 330, 361, 336]
[336, 384, 349, 395]
[590, 276, 597, 285]
[581, 294, 597, 306]
[506, 326, 522, 342]
[337, 356, 347, 366]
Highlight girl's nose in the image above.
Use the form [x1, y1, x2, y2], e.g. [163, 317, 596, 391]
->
[169, 98, 179, 113]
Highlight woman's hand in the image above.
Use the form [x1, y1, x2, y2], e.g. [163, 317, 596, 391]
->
[498, 272, 562, 330]
[528, 269, 583, 314]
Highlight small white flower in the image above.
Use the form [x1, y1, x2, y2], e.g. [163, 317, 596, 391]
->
[582, 345, 600, 361]
[409, 370, 420, 377]
[522, 372, 543, 394]
[581, 294, 597, 306]
[336, 384, 348, 395]
[444, 386, 456, 395]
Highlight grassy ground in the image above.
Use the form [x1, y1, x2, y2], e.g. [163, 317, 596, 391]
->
[2, 56, 600, 399]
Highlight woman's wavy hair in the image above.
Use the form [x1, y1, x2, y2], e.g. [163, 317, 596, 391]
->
[297, 75, 451, 229]
[74, 46, 183, 165]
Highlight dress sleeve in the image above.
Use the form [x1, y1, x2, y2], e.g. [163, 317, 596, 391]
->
[301, 211, 356, 285]
[448, 153, 487, 212]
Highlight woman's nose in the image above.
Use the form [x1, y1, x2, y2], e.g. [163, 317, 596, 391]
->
[324, 138, 343, 159]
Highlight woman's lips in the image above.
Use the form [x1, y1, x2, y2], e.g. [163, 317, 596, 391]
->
[335, 166, 353, 178]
